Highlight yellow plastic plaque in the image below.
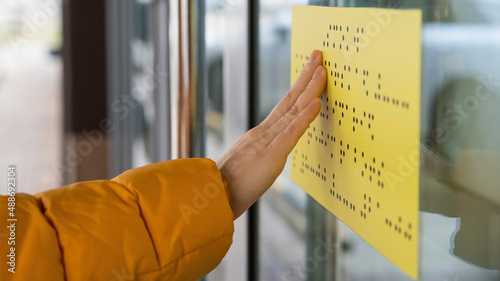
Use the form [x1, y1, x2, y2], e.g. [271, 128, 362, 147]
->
[290, 6, 421, 279]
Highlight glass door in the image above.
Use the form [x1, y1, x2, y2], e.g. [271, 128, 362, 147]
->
[255, 0, 500, 280]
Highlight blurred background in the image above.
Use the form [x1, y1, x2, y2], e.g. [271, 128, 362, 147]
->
[1, 0, 499, 280]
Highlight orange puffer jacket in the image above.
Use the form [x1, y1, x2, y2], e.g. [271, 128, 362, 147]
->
[0, 159, 234, 281]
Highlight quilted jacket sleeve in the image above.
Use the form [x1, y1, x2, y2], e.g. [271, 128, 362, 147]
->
[0, 158, 234, 281]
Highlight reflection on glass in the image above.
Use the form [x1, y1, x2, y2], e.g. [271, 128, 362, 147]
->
[130, 1, 155, 167]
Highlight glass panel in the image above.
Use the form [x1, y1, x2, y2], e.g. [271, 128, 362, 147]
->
[257, 0, 500, 280]
[256, 1, 315, 281]
[0, 0, 63, 194]
[205, 1, 250, 280]
[129, 0, 155, 167]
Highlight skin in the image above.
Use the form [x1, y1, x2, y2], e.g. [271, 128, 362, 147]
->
[217, 50, 327, 219]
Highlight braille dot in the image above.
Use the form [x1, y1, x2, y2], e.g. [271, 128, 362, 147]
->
[342, 35, 345, 41]
[347, 45, 349, 51]
[340, 44, 342, 49]
[353, 126, 355, 132]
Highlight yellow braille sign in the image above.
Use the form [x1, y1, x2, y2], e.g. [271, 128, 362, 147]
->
[290, 6, 421, 279]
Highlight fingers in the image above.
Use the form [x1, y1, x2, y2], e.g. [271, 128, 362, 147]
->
[293, 65, 327, 114]
[270, 98, 322, 158]
[262, 50, 323, 127]
[259, 64, 326, 147]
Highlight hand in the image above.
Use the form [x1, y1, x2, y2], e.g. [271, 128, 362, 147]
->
[217, 50, 327, 219]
